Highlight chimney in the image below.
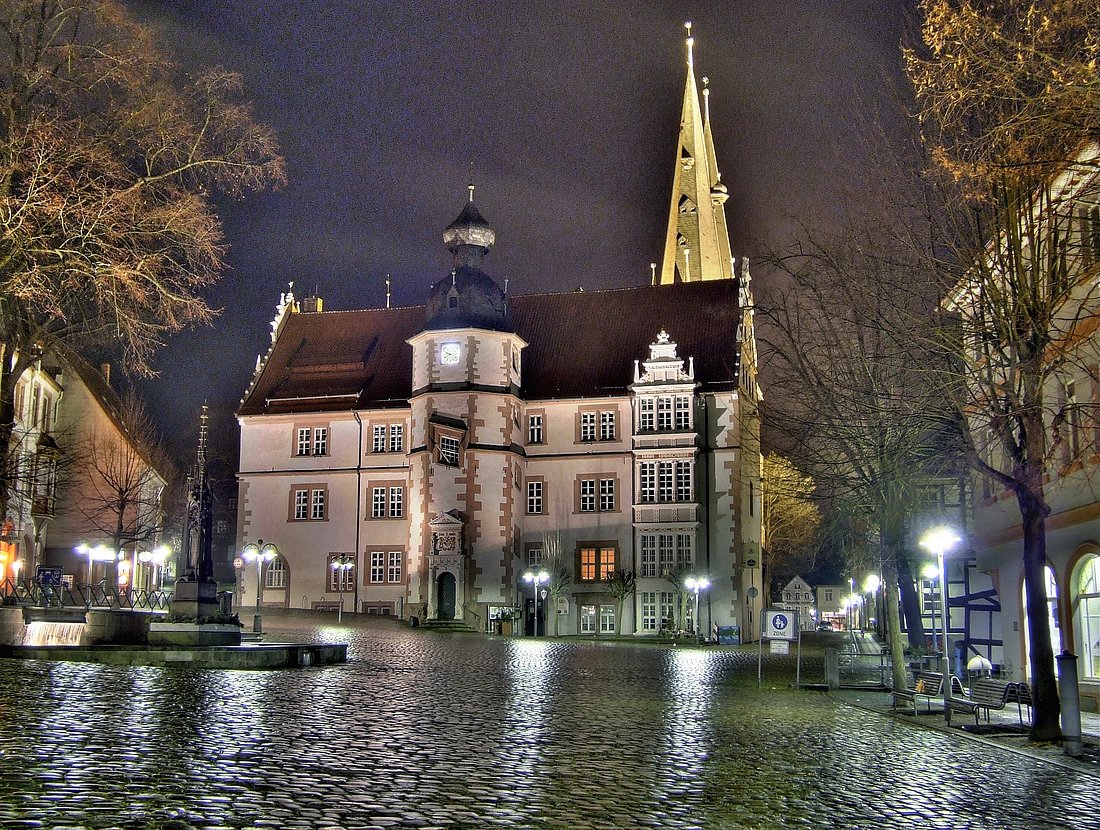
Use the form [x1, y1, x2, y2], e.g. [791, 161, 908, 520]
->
[301, 295, 323, 313]
[100, 363, 111, 384]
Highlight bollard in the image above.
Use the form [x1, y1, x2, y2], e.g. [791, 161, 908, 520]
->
[1056, 651, 1083, 758]
[825, 647, 840, 690]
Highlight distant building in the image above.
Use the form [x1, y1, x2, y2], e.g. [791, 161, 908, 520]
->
[234, 29, 765, 637]
[0, 349, 169, 593]
[776, 576, 815, 630]
[815, 584, 848, 629]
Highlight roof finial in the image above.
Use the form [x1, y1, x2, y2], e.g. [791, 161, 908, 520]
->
[685, 21, 694, 70]
[467, 182, 475, 203]
[650, 262, 657, 286]
[703, 76, 711, 123]
[385, 275, 391, 309]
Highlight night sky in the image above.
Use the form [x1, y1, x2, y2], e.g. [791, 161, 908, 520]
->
[130, 0, 917, 459]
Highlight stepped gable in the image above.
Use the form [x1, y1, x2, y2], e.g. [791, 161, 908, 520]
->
[238, 280, 740, 416]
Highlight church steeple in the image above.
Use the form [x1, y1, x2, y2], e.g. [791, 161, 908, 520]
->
[659, 22, 734, 284]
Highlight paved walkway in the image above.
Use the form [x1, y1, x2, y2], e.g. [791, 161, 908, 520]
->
[837, 632, 1100, 776]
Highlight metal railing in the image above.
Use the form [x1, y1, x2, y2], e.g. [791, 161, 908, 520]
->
[1, 579, 171, 611]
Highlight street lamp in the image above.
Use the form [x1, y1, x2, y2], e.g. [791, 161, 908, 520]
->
[920, 561, 941, 653]
[523, 569, 550, 636]
[920, 526, 961, 724]
[684, 576, 710, 642]
[242, 539, 278, 634]
[331, 554, 354, 623]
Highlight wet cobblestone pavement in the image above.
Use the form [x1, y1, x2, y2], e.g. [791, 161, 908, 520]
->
[1, 614, 1098, 829]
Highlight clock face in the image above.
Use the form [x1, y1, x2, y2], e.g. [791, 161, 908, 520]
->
[440, 342, 461, 365]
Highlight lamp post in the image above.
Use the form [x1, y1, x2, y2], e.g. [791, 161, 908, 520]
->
[331, 554, 354, 623]
[684, 576, 710, 642]
[523, 569, 550, 636]
[920, 526, 961, 724]
[242, 540, 278, 634]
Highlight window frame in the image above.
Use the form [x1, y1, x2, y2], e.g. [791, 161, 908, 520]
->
[289, 484, 328, 522]
[526, 479, 545, 515]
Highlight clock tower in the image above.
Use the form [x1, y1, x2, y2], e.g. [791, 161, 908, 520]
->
[406, 191, 526, 622]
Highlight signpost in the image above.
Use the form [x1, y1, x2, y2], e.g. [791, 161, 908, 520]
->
[758, 608, 800, 686]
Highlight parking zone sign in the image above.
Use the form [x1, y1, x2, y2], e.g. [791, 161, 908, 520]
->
[764, 609, 798, 641]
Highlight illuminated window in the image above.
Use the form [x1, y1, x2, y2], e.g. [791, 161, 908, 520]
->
[578, 544, 616, 582]
[1073, 554, 1100, 680]
[580, 605, 597, 634]
[265, 558, 286, 589]
[600, 604, 616, 633]
[328, 554, 355, 592]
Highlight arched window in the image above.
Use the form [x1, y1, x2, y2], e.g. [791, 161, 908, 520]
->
[1072, 553, 1100, 680]
[265, 557, 287, 589]
[1022, 564, 1062, 676]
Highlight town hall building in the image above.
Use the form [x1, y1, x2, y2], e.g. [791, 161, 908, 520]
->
[235, 29, 764, 637]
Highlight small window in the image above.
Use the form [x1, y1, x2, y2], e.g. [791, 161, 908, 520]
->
[600, 410, 615, 441]
[579, 479, 596, 512]
[527, 480, 544, 514]
[311, 489, 326, 520]
[528, 414, 544, 445]
[580, 411, 597, 441]
[388, 550, 403, 583]
[439, 435, 460, 466]
[372, 425, 386, 453]
[313, 427, 328, 456]
[297, 428, 312, 456]
[389, 486, 403, 518]
[372, 487, 386, 518]
[389, 424, 404, 454]
[370, 551, 385, 583]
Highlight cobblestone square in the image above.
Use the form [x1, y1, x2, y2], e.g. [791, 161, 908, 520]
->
[1, 615, 1097, 829]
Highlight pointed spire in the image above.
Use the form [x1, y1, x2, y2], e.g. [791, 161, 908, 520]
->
[659, 23, 734, 284]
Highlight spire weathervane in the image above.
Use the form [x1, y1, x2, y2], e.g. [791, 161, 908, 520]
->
[685, 20, 694, 69]
[703, 76, 711, 122]
[468, 182, 475, 203]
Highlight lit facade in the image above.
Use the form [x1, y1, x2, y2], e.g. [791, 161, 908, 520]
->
[234, 30, 764, 637]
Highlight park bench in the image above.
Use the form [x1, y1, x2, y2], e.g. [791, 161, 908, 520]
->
[948, 678, 1014, 725]
[1007, 681, 1034, 724]
[892, 671, 945, 713]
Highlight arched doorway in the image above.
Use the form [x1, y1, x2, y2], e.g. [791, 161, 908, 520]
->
[1022, 564, 1062, 677]
[437, 572, 456, 620]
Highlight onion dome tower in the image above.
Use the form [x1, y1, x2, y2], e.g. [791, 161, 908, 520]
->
[424, 186, 510, 332]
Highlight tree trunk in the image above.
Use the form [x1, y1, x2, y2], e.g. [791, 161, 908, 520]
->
[1017, 486, 1062, 742]
[881, 555, 910, 692]
[896, 556, 927, 650]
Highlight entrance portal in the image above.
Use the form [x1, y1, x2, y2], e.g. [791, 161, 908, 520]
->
[437, 572, 456, 620]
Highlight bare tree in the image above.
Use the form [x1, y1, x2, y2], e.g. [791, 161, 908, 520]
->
[605, 568, 636, 635]
[74, 391, 171, 589]
[0, 0, 284, 517]
[760, 222, 960, 694]
[905, 0, 1100, 742]
[541, 531, 571, 636]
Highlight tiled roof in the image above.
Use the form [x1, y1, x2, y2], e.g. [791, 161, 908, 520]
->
[238, 281, 742, 416]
